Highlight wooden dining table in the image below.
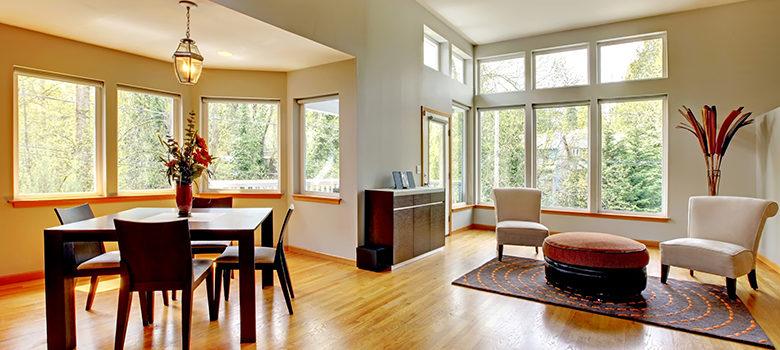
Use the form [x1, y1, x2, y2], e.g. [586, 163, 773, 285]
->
[43, 207, 273, 350]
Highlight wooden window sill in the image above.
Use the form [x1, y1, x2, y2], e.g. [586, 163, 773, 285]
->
[471, 204, 670, 223]
[8, 194, 175, 208]
[292, 194, 342, 205]
[197, 192, 283, 199]
[452, 204, 474, 212]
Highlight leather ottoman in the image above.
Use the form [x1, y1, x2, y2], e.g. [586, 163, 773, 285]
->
[543, 232, 650, 298]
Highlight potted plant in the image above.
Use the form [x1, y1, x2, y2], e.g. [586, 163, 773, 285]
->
[160, 112, 214, 216]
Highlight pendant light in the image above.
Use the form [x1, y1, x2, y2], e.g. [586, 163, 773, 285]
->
[173, 0, 203, 85]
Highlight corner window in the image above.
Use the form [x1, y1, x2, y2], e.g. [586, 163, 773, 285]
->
[533, 45, 589, 89]
[300, 96, 340, 196]
[478, 54, 525, 94]
[599, 33, 666, 83]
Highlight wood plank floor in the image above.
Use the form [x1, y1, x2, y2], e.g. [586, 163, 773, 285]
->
[1, 229, 779, 349]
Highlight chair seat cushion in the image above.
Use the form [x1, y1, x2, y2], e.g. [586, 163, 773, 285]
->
[215, 246, 275, 264]
[77, 250, 121, 270]
[543, 232, 649, 269]
[496, 220, 550, 247]
[660, 238, 754, 278]
[191, 240, 231, 248]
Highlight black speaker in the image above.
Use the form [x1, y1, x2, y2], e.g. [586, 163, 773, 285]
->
[356, 245, 391, 272]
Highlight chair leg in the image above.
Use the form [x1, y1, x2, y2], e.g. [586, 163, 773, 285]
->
[138, 291, 150, 327]
[690, 270, 695, 277]
[223, 267, 231, 301]
[213, 268, 223, 316]
[172, 290, 177, 301]
[497, 244, 504, 262]
[660, 264, 670, 284]
[206, 267, 217, 321]
[162, 290, 169, 307]
[281, 253, 294, 298]
[276, 265, 294, 315]
[726, 278, 737, 300]
[535, 246, 539, 255]
[115, 276, 131, 350]
[86, 275, 99, 311]
[181, 289, 193, 350]
[748, 269, 759, 290]
[146, 291, 154, 325]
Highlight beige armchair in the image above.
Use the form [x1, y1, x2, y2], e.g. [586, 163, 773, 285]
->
[493, 188, 550, 261]
[660, 196, 778, 299]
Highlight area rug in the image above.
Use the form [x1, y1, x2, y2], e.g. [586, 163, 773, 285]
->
[452, 256, 774, 349]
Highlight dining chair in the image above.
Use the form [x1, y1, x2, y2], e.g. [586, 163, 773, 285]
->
[190, 196, 234, 254]
[113, 218, 216, 350]
[213, 205, 295, 314]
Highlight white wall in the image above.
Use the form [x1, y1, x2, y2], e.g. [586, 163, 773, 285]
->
[756, 107, 780, 265]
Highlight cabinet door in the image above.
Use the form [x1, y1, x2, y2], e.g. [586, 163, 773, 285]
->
[430, 202, 445, 249]
[413, 206, 431, 256]
[393, 208, 414, 264]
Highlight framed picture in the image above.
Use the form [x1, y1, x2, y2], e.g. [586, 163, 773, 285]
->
[401, 173, 410, 188]
[405, 171, 416, 188]
[392, 171, 404, 189]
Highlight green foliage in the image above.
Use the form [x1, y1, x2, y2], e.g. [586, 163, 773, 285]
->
[451, 109, 466, 204]
[304, 108, 339, 193]
[479, 108, 525, 203]
[536, 105, 589, 209]
[625, 39, 663, 81]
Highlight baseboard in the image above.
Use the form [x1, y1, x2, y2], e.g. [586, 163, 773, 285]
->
[757, 254, 780, 274]
[471, 224, 496, 231]
[0, 270, 44, 286]
[285, 245, 355, 266]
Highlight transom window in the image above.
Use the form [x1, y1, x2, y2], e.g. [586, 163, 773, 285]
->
[423, 34, 440, 71]
[599, 33, 666, 83]
[478, 54, 525, 94]
[533, 45, 589, 89]
[300, 96, 341, 196]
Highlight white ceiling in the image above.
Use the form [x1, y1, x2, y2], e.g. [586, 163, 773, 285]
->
[416, 0, 748, 44]
[0, 0, 352, 71]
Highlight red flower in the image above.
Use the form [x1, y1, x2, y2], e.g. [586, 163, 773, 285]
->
[165, 160, 177, 168]
[194, 149, 212, 166]
[196, 135, 207, 150]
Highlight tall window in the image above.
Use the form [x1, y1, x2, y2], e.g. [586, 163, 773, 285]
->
[479, 54, 525, 94]
[117, 88, 177, 192]
[14, 71, 102, 198]
[601, 97, 664, 213]
[202, 98, 280, 192]
[599, 33, 665, 83]
[424, 34, 440, 71]
[478, 108, 525, 204]
[301, 96, 340, 195]
[451, 106, 467, 205]
[534, 45, 589, 89]
[535, 104, 589, 209]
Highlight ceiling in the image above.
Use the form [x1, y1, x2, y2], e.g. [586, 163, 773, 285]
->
[0, 0, 352, 71]
[416, 0, 748, 44]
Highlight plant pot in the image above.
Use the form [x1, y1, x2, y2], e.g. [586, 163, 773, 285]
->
[176, 182, 193, 217]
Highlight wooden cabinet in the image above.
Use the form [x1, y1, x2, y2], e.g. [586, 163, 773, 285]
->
[366, 188, 446, 266]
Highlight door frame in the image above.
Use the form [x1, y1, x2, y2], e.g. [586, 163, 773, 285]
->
[421, 106, 452, 235]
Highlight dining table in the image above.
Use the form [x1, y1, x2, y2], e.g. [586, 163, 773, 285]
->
[43, 207, 273, 350]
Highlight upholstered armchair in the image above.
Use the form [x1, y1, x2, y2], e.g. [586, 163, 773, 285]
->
[660, 196, 778, 299]
[493, 188, 550, 261]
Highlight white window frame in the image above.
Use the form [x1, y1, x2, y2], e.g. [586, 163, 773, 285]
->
[298, 95, 341, 198]
[200, 97, 282, 194]
[451, 104, 468, 206]
[532, 43, 590, 90]
[423, 33, 441, 71]
[12, 68, 106, 200]
[116, 85, 181, 195]
[596, 32, 668, 84]
[475, 105, 527, 205]
[477, 52, 526, 95]
[450, 45, 470, 85]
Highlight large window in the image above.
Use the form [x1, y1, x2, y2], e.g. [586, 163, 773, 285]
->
[534, 45, 589, 89]
[301, 96, 340, 195]
[202, 98, 280, 192]
[478, 108, 525, 204]
[117, 88, 177, 192]
[14, 71, 102, 198]
[424, 34, 440, 71]
[600, 97, 665, 214]
[451, 106, 467, 205]
[479, 54, 525, 94]
[599, 33, 665, 83]
[535, 104, 589, 210]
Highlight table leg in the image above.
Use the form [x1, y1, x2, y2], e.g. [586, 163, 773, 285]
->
[261, 213, 274, 287]
[44, 232, 76, 350]
[238, 233, 256, 343]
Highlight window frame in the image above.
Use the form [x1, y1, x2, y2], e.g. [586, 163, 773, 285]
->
[116, 85, 182, 195]
[423, 33, 441, 71]
[532, 43, 590, 90]
[477, 52, 526, 95]
[298, 94, 341, 198]
[450, 45, 470, 85]
[475, 105, 527, 205]
[451, 104, 468, 206]
[199, 96, 282, 194]
[597, 32, 668, 84]
[12, 68, 106, 200]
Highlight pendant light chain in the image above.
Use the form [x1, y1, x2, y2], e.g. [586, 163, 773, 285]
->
[185, 5, 191, 40]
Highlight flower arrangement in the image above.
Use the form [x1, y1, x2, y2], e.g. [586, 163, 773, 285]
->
[676, 105, 754, 196]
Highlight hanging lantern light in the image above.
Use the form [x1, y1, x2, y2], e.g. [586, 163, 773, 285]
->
[173, 1, 203, 85]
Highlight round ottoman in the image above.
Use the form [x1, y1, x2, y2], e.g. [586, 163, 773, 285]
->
[543, 232, 649, 298]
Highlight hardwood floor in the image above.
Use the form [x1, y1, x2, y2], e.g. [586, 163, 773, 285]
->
[1, 229, 779, 349]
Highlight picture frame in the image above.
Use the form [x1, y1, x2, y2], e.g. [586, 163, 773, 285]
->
[392, 171, 404, 189]
[405, 171, 416, 189]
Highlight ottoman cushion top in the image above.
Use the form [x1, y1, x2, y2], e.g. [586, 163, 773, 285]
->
[543, 232, 649, 269]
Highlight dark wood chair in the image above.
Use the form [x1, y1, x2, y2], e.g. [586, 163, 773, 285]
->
[113, 219, 216, 350]
[214, 205, 295, 314]
[190, 196, 234, 254]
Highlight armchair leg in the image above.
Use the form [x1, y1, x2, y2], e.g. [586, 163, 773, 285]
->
[689, 270, 695, 277]
[535, 246, 539, 255]
[748, 269, 758, 290]
[660, 264, 669, 284]
[726, 278, 737, 300]
[497, 245, 504, 262]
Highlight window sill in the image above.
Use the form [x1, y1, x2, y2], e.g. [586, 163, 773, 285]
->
[198, 192, 284, 200]
[452, 204, 474, 212]
[471, 204, 670, 223]
[8, 194, 175, 208]
[292, 194, 342, 205]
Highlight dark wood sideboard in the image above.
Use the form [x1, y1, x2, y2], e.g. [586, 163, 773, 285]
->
[365, 187, 445, 266]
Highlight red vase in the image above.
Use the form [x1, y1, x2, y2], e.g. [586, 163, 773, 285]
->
[176, 182, 193, 217]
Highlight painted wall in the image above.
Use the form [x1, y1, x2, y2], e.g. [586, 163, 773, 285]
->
[756, 107, 780, 265]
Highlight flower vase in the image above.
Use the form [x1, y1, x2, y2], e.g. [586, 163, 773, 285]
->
[176, 182, 193, 217]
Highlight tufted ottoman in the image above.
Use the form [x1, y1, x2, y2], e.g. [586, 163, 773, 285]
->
[543, 232, 650, 298]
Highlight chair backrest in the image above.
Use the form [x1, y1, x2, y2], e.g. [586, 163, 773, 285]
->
[114, 219, 193, 290]
[192, 196, 233, 208]
[275, 205, 295, 259]
[688, 196, 779, 254]
[54, 204, 104, 266]
[493, 187, 542, 223]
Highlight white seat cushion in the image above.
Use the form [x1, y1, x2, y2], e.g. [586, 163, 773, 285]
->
[77, 250, 121, 270]
[191, 240, 231, 248]
[496, 220, 549, 247]
[214, 246, 275, 264]
[660, 238, 754, 278]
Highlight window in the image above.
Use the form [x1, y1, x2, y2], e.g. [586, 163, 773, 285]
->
[117, 88, 177, 193]
[599, 33, 665, 83]
[478, 108, 525, 204]
[479, 54, 525, 94]
[202, 98, 280, 192]
[14, 70, 103, 198]
[600, 97, 665, 213]
[451, 106, 467, 205]
[301, 96, 340, 195]
[535, 104, 589, 210]
[424, 34, 440, 71]
[534, 45, 589, 89]
[451, 52, 465, 84]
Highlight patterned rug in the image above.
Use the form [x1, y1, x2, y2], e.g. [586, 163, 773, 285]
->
[452, 256, 774, 349]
